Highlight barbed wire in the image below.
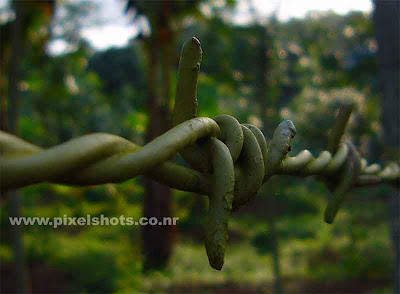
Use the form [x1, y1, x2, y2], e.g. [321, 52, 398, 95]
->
[1, 37, 399, 270]
[1, 115, 398, 200]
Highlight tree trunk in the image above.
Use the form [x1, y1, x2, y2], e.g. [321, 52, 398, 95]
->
[373, 1, 400, 293]
[141, 26, 176, 270]
[256, 24, 283, 294]
[6, 1, 29, 293]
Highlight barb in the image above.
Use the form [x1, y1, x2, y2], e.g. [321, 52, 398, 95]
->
[328, 102, 354, 154]
[173, 37, 209, 172]
[324, 141, 362, 223]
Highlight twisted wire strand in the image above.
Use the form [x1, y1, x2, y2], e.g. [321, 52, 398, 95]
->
[1, 118, 219, 194]
[2, 115, 399, 194]
[277, 143, 399, 184]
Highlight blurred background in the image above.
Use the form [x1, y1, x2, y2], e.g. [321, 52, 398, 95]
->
[1, 0, 399, 293]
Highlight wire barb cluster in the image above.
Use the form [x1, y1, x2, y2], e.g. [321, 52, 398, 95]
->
[1, 37, 399, 270]
[1, 112, 399, 269]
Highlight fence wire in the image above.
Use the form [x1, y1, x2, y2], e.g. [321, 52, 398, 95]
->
[1, 37, 399, 270]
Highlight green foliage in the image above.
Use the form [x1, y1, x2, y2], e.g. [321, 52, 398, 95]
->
[0, 1, 395, 292]
[308, 236, 393, 282]
[22, 231, 142, 293]
[287, 87, 380, 156]
[88, 44, 146, 101]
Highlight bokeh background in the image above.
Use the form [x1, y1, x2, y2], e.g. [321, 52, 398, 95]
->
[1, 0, 399, 293]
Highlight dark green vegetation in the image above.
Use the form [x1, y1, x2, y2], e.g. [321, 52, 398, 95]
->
[1, 0, 398, 293]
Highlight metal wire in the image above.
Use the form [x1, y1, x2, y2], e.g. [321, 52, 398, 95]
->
[1, 114, 398, 197]
[1, 37, 399, 270]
